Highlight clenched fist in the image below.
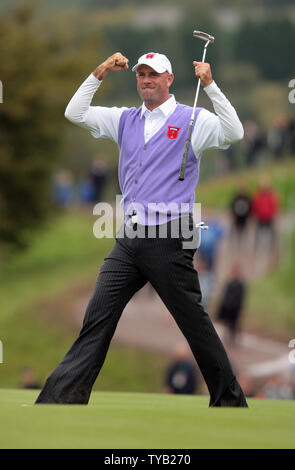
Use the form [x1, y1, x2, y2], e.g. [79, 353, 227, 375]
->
[93, 52, 129, 80]
[193, 61, 213, 88]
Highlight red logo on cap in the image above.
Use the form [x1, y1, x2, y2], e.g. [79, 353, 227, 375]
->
[146, 53, 155, 59]
[167, 126, 181, 140]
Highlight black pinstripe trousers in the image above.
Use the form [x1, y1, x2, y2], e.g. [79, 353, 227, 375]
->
[35, 217, 247, 407]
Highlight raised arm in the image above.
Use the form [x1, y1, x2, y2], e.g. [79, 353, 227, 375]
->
[92, 52, 129, 80]
[191, 61, 244, 156]
[64, 53, 129, 142]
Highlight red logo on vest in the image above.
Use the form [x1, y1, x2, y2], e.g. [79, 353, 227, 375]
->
[146, 53, 155, 59]
[167, 126, 180, 140]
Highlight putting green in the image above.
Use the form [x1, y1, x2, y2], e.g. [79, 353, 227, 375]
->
[0, 389, 294, 449]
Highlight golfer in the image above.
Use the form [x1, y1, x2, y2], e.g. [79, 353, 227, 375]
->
[35, 52, 247, 407]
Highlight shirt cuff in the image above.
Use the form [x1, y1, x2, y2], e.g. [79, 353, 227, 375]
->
[89, 73, 102, 86]
[203, 80, 220, 95]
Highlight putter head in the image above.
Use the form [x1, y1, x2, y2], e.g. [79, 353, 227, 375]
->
[193, 30, 215, 44]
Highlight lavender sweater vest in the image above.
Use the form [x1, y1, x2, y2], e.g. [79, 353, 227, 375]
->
[118, 103, 202, 225]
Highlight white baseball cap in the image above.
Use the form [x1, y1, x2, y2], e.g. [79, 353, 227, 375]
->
[132, 52, 173, 74]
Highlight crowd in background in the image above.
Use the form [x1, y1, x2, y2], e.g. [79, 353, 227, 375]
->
[52, 156, 111, 209]
[244, 116, 295, 165]
[196, 175, 280, 336]
[222, 115, 295, 172]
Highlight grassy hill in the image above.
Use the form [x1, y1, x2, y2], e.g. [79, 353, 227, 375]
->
[0, 389, 294, 449]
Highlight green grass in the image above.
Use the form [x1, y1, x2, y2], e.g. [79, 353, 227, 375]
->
[0, 389, 294, 449]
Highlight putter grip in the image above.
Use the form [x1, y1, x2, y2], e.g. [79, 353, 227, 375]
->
[179, 123, 194, 181]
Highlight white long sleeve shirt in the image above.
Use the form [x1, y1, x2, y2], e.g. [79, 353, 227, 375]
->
[64, 73, 244, 158]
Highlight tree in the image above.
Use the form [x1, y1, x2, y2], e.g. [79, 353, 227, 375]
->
[0, 3, 103, 251]
[234, 18, 295, 81]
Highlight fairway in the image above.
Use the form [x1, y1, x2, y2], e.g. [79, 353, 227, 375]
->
[0, 389, 294, 449]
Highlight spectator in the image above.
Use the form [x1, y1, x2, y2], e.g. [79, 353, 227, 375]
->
[90, 156, 109, 202]
[53, 170, 74, 208]
[195, 256, 214, 310]
[223, 145, 237, 172]
[267, 116, 287, 160]
[243, 120, 265, 167]
[19, 367, 40, 390]
[197, 216, 225, 272]
[164, 343, 198, 395]
[216, 264, 246, 345]
[251, 175, 279, 251]
[230, 184, 252, 249]
[79, 172, 97, 204]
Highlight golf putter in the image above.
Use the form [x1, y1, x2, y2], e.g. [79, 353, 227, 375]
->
[178, 30, 215, 181]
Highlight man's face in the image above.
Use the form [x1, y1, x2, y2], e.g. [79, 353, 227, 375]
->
[136, 64, 174, 110]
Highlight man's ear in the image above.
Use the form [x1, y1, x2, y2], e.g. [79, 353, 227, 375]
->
[168, 73, 174, 87]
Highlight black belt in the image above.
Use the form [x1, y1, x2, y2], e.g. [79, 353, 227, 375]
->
[128, 214, 196, 237]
